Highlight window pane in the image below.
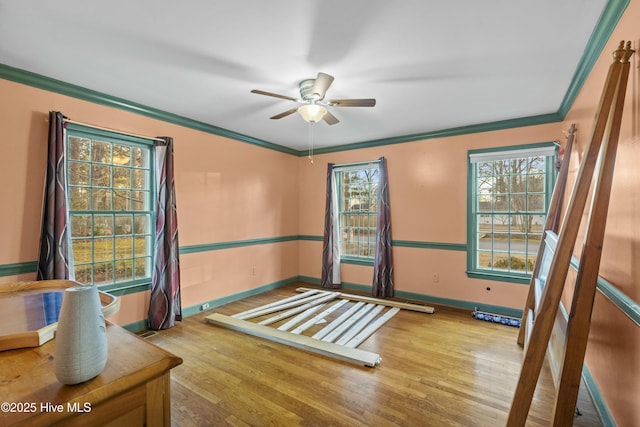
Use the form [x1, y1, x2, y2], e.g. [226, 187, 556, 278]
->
[494, 195, 508, 212]
[68, 137, 91, 161]
[113, 144, 131, 166]
[134, 257, 151, 278]
[113, 166, 131, 188]
[92, 189, 112, 210]
[132, 147, 147, 168]
[528, 194, 545, 212]
[72, 239, 92, 264]
[69, 187, 90, 210]
[92, 141, 111, 163]
[531, 215, 545, 233]
[115, 259, 133, 282]
[75, 264, 92, 284]
[70, 215, 91, 237]
[94, 238, 114, 262]
[529, 233, 542, 249]
[92, 165, 111, 187]
[508, 233, 526, 251]
[492, 253, 509, 270]
[134, 236, 150, 257]
[510, 194, 526, 211]
[114, 190, 131, 210]
[510, 254, 529, 271]
[477, 195, 492, 212]
[134, 215, 148, 234]
[94, 215, 113, 236]
[94, 262, 114, 284]
[68, 162, 90, 185]
[528, 174, 544, 192]
[115, 215, 133, 235]
[477, 251, 492, 269]
[528, 157, 545, 173]
[494, 160, 511, 176]
[115, 237, 133, 259]
[477, 214, 492, 233]
[132, 190, 148, 211]
[477, 161, 493, 177]
[132, 169, 147, 189]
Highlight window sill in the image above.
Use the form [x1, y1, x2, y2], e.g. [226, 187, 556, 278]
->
[466, 270, 531, 285]
[341, 257, 375, 267]
[97, 280, 152, 296]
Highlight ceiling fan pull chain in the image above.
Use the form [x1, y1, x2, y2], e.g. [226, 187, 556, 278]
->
[308, 123, 315, 164]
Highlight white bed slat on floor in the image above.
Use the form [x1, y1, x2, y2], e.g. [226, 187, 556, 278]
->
[277, 304, 326, 331]
[206, 313, 381, 367]
[335, 305, 386, 346]
[346, 307, 400, 348]
[311, 302, 365, 340]
[322, 303, 377, 343]
[231, 290, 322, 319]
[290, 299, 349, 335]
[258, 293, 337, 326]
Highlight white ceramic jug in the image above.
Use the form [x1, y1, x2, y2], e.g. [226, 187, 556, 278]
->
[54, 285, 108, 385]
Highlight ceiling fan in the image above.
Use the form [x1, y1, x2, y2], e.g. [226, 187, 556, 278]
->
[251, 72, 376, 125]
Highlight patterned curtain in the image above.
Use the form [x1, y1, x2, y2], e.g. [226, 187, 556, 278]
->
[148, 137, 182, 330]
[321, 163, 341, 288]
[372, 157, 394, 297]
[37, 111, 72, 280]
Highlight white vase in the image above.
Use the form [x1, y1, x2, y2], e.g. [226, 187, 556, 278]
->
[54, 285, 108, 385]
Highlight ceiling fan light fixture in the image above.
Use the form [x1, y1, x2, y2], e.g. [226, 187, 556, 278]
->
[298, 104, 327, 123]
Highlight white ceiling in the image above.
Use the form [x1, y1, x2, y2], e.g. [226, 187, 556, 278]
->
[0, 0, 612, 152]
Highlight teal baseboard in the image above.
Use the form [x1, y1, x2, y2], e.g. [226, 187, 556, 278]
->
[298, 276, 523, 318]
[122, 276, 300, 332]
[180, 276, 300, 318]
[122, 319, 148, 333]
[582, 366, 616, 426]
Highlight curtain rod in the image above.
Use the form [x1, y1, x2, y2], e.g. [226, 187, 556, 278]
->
[62, 118, 166, 142]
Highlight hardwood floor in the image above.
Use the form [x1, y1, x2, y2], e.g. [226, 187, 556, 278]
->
[145, 283, 602, 426]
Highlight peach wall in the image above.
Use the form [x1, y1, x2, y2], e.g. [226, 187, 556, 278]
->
[0, 78, 300, 324]
[560, 2, 640, 424]
[298, 123, 561, 310]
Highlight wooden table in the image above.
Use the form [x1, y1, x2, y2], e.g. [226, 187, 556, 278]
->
[0, 323, 182, 426]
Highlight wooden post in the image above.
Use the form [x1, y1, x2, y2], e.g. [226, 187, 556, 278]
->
[551, 42, 634, 426]
[507, 41, 634, 426]
[517, 124, 575, 347]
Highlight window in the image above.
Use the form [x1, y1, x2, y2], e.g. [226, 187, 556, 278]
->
[335, 162, 380, 260]
[467, 143, 556, 282]
[66, 124, 154, 288]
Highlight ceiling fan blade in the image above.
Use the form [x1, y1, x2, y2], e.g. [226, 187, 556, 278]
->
[312, 72, 334, 100]
[323, 110, 339, 125]
[329, 98, 376, 107]
[270, 108, 298, 120]
[251, 89, 298, 102]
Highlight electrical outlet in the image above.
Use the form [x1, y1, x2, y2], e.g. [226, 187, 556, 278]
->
[433, 273, 439, 283]
[201, 302, 210, 311]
